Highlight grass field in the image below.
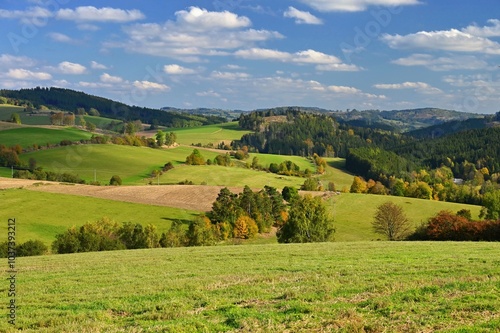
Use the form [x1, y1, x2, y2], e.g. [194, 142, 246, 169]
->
[171, 122, 251, 145]
[0, 187, 483, 245]
[0, 127, 93, 148]
[19, 145, 320, 186]
[0, 105, 51, 126]
[0, 242, 498, 332]
[0, 188, 197, 246]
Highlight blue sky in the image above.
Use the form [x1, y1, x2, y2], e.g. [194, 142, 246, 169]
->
[1, 0, 499, 113]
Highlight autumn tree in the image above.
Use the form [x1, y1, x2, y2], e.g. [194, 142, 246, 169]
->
[186, 149, 206, 165]
[350, 176, 367, 193]
[277, 194, 334, 243]
[372, 202, 411, 241]
[10, 113, 21, 124]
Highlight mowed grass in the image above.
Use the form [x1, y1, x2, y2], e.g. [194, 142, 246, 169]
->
[172, 122, 251, 145]
[0, 242, 498, 332]
[0, 105, 50, 126]
[0, 188, 197, 246]
[0, 127, 93, 148]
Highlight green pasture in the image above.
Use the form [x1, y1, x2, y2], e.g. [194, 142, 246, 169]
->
[172, 122, 251, 145]
[0, 188, 197, 246]
[0, 127, 92, 148]
[319, 158, 354, 190]
[0, 242, 498, 332]
[329, 193, 482, 241]
[0, 105, 51, 126]
[0, 187, 483, 245]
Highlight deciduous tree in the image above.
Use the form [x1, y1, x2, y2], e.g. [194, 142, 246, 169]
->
[372, 202, 411, 241]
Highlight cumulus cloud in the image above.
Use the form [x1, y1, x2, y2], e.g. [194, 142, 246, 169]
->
[235, 48, 361, 71]
[196, 90, 221, 97]
[175, 6, 251, 30]
[462, 19, 500, 37]
[7, 68, 52, 80]
[0, 6, 52, 23]
[381, 29, 500, 55]
[284, 7, 323, 25]
[297, 0, 420, 12]
[100, 73, 123, 84]
[374, 81, 442, 94]
[107, 7, 282, 61]
[56, 6, 145, 23]
[392, 54, 490, 71]
[58, 61, 87, 74]
[133, 80, 170, 91]
[211, 71, 251, 80]
[164, 64, 197, 75]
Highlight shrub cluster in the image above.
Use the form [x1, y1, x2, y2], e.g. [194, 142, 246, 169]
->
[410, 211, 500, 241]
[0, 239, 48, 257]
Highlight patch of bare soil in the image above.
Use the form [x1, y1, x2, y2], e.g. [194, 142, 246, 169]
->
[0, 177, 241, 211]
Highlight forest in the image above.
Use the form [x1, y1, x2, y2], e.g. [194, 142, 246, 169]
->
[0, 87, 226, 127]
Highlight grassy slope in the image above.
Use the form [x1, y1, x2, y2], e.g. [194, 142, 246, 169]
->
[0, 188, 482, 245]
[0, 188, 197, 246]
[1, 242, 498, 332]
[0, 105, 51, 125]
[172, 122, 251, 145]
[0, 127, 93, 148]
[19, 145, 317, 186]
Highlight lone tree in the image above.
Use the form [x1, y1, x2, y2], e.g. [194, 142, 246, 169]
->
[372, 202, 411, 240]
[109, 175, 122, 186]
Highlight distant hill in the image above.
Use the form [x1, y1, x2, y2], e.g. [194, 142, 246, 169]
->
[407, 115, 500, 139]
[330, 108, 484, 132]
[1, 87, 226, 127]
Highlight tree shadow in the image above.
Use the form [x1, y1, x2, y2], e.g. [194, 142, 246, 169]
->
[327, 159, 347, 170]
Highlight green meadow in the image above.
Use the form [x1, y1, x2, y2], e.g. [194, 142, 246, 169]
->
[172, 122, 251, 145]
[0, 127, 92, 148]
[0, 188, 483, 246]
[0, 188, 197, 246]
[0, 242, 498, 332]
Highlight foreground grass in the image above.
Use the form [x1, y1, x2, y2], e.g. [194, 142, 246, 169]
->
[1, 242, 498, 332]
[0, 189, 197, 246]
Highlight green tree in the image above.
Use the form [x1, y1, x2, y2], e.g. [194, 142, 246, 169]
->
[10, 113, 21, 124]
[186, 149, 206, 165]
[372, 202, 411, 241]
[119, 222, 148, 249]
[86, 122, 96, 131]
[156, 130, 166, 146]
[277, 195, 334, 243]
[481, 190, 500, 220]
[282, 186, 299, 202]
[160, 220, 186, 247]
[17, 240, 47, 257]
[186, 215, 216, 246]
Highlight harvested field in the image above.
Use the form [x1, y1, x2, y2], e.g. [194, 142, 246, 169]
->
[0, 177, 239, 211]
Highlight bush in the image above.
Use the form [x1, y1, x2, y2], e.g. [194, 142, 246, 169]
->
[109, 175, 122, 186]
[17, 240, 48, 257]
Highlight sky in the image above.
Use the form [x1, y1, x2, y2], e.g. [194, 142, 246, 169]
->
[0, 0, 499, 113]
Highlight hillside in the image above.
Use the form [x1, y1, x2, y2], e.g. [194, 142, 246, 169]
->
[0, 87, 226, 127]
[0, 242, 498, 332]
[331, 107, 484, 132]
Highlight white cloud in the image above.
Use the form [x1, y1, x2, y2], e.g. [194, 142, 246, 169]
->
[0, 6, 52, 23]
[7, 68, 52, 80]
[77, 23, 100, 31]
[284, 7, 323, 25]
[211, 71, 251, 80]
[100, 73, 123, 84]
[197, 90, 221, 97]
[47, 32, 74, 43]
[392, 54, 490, 71]
[175, 6, 251, 30]
[327, 85, 361, 94]
[56, 6, 145, 23]
[58, 61, 87, 74]
[164, 64, 197, 75]
[235, 48, 361, 71]
[107, 7, 282, 61]
[462, 19, 500, 37]
[374, 81, 442, 94]
[133, 81, 170, 91]
[381, 29, 500, 55]
[297, 0, 420, 12]
[0, 54, 36, 68]
[91, 61, 108, 70]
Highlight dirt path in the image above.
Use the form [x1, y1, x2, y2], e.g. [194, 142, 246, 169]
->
[0, 177, 241, 211]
